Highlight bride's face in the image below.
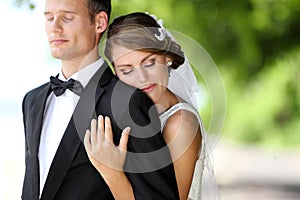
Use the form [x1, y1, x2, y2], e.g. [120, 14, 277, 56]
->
[112, 46, 169, 103]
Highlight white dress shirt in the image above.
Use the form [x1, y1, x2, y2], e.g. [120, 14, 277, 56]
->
[38, 58, 104, 197]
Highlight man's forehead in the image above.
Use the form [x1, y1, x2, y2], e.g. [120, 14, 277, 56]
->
[44, 0, 87, 13]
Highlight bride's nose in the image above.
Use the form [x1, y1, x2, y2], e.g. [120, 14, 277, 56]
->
[136, 67, 149, 83]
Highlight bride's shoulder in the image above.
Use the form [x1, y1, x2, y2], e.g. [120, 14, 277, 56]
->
[163, 103, 200, 133]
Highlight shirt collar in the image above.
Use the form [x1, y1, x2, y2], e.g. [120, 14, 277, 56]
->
[58, 58, 104, 88]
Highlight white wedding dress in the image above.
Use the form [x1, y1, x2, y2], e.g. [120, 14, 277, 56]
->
[159, 102, 219, 200]
[147, 13, 219, 199]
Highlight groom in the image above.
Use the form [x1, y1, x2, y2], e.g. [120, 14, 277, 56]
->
[21, 0, 179, 199]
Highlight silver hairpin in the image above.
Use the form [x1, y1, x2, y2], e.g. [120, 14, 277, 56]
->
[146, 13, 170, 41]
[155, 28, 167, 41]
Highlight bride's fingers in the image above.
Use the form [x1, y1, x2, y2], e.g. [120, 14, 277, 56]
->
[97, 115, 105, 142]
[104, 116, 113, 143]
[118, 127, 130, 152]
[90, 119, 97, 147]
[84, 130, 92, 152]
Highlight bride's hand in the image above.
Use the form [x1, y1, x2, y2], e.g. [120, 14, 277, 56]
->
[84, 115, 130, 180]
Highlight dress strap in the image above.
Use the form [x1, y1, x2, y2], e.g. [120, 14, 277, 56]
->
[160, 103, 195, 126]
[159, 102, 203, 134]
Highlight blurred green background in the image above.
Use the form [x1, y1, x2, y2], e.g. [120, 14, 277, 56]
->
[17, 0, 300, 149]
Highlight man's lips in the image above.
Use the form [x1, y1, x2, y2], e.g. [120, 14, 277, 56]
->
[141, 84, 156, 92]
[50, 39, 68, 45]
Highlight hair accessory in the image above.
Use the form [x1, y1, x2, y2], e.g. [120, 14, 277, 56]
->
[155, 27, 167, 41]
[146, 12, 172, 41]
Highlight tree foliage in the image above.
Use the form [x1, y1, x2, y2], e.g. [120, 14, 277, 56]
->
[16, 0, 300, 148]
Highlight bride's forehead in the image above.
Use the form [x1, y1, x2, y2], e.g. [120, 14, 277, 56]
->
[112, 47, 153, 61]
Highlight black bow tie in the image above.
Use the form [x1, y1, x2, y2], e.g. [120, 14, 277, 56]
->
[50, 75, 84, 96]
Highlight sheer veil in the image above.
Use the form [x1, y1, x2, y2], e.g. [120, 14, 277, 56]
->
[169, 57, 220, 200]
[147, 13, 220, 200]
[168, 57, 199, 110]
[170, 60, 221, 200]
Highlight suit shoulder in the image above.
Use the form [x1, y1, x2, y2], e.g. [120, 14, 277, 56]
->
[101, 67, 147, 101]
[108, 76, 151, 104]
[25, 82, 50, 96]
[109, 78, 158, 127]
[23, 82, 50, 103]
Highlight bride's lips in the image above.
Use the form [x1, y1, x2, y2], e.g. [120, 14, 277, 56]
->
[141, 84, 156, 92]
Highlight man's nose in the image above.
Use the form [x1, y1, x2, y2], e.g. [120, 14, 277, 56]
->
[51, 18, 63, 33]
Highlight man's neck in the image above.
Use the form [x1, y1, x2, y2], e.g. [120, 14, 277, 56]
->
[61, 50, 100, 79]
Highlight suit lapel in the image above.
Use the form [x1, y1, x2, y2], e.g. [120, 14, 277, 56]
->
[72, 63, 110, 142]
[26, 83, 52, 200]
[41, 62, 111, 199]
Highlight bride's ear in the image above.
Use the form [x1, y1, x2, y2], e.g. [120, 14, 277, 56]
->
[95, 11, 108, 34]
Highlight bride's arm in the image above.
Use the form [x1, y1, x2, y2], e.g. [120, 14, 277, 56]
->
[163, 110, 202, 200]
[84, 115, 135, 200]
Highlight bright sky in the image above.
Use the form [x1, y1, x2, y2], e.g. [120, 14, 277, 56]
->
[0, 1, 59, 199]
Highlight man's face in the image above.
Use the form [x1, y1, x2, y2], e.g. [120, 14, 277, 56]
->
[44, 0, 98, 62]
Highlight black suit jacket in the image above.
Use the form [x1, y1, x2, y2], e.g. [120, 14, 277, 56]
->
[21, 62, 179, 200]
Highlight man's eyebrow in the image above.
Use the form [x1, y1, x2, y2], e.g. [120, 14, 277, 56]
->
[44, 10, 77, 15]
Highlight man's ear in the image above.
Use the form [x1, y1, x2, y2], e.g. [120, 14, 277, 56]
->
[95, 11, 108, 34]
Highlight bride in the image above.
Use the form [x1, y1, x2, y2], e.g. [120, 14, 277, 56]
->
[84, 12, 219, 200]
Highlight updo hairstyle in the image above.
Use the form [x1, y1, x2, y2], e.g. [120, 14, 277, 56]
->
[104, 12, 185, 69]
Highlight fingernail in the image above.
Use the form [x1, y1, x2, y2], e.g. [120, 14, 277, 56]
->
[124, 127, 131, 133]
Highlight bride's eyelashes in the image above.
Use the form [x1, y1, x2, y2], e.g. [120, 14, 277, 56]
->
[122, 67, 133, 75]
[120, 59, 156, 75]
[142, 59, 155, 68]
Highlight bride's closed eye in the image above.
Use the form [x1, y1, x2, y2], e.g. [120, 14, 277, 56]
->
[118, 59, 155, 75]
[142, 59, 155, 68]
[121, 67, 133, 75]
